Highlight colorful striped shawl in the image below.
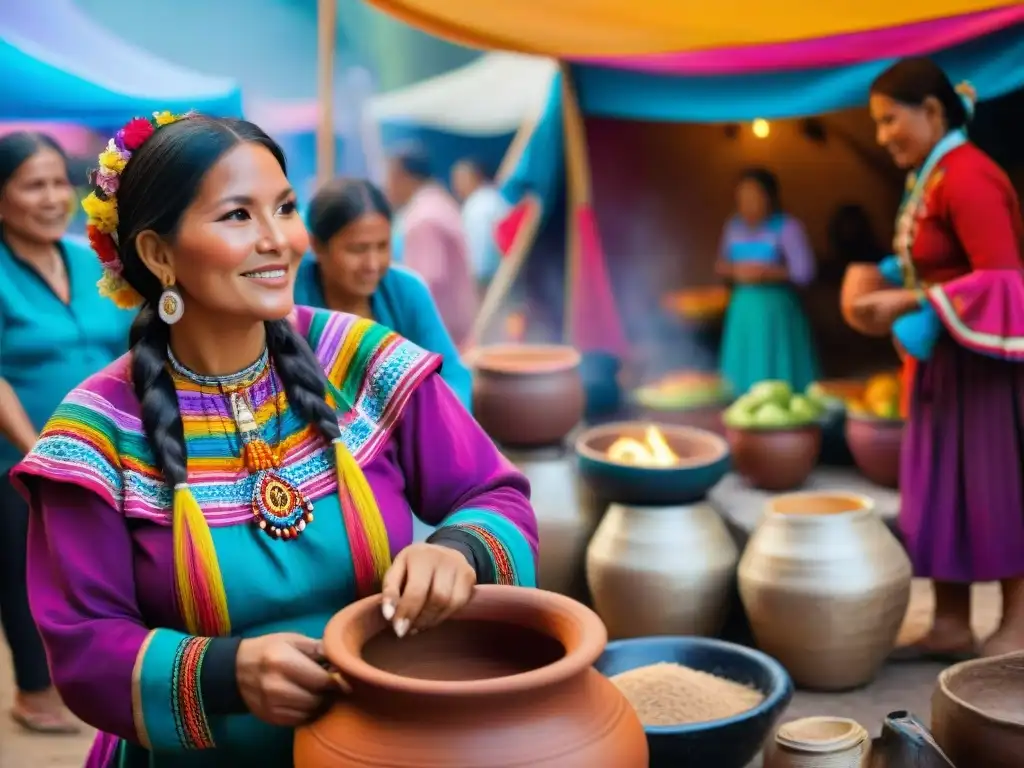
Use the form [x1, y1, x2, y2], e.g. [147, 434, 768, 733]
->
[13, 307, 440, 526]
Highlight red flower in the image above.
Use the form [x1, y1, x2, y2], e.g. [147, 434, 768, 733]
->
[121, 118, 155, 151]
[87, 224, 120, 268]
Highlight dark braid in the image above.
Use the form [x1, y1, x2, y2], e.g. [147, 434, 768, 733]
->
[130, 305, 187, 486]
[265, 319, 341, 442]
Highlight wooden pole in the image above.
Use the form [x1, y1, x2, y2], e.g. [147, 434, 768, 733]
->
[316, 0, 338, 186]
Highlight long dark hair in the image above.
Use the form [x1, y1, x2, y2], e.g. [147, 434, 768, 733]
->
[306, 177, 391, 245]
[737, 167, 782, 213]
[117, 116, 341, 489]
[0, 131, 67, 194]
[870, 57, 970, 130]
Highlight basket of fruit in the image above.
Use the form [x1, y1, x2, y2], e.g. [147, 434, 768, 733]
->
[844, 372, 904, 489]
[632, 372, 732, 436]
[722, 380, 825, 491]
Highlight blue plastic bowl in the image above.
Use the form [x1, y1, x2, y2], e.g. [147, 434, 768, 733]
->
[596, 636, 794, 768]
[576, 421, 731, 506]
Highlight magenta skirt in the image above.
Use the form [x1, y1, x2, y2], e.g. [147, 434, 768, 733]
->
[899, 338, 1024, 582]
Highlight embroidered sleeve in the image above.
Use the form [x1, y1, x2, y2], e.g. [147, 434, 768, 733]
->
[397, 374, 538, 587]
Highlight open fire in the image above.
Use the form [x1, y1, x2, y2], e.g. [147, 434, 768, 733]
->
[606, 425, 681, 467]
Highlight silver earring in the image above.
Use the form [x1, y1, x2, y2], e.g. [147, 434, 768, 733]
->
[157, 285, 184, 325]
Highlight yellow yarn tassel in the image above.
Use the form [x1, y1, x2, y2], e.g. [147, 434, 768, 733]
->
[172, 484, 231, 636]
[333, 440, 391, 592]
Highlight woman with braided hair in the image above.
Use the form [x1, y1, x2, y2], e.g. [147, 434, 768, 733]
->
[11, 112, 537, 767]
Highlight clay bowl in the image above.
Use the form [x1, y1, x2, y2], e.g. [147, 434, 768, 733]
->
[576, 421, 731, 506]
[841, 262, 891, 337]
[596, 636, 793, 768]
[845, 412, 904, 488]
[725, 425, 822, 492]
[932, 651, 1024, 768]
[472, 344, 584, 448]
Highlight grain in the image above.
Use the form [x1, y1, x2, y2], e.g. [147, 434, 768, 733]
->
[610, 662, 765, 726]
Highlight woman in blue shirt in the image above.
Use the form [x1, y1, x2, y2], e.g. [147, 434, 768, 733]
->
[295, 177, 472, 408]
[0, 132, 134, 733]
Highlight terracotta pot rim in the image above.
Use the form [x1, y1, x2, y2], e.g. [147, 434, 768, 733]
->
[775, 716, 869, 752]
[936, 651, 1024, 728]
[575, 420, 730, 468]
[322, 585, 608, 697]
[765, 491, 875, 521]
[725, 423, 823, 434]
[471, 344, 582, 375]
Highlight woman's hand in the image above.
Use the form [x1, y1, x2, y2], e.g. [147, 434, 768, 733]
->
[236, 633, 340, 727]
[731, 262, 789, 284]
[852, 289, 920, 331]
[380, 542, 476, 637]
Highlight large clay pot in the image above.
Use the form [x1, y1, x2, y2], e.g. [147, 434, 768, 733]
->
[472, 344, 584, 448]
[295, 586, 649, 767]
[841, 263, 891, 337]
[725, 425, 821, 491]
[577, 423, 737, 638]
[738, 492, 912, 691]
[931, 652, 1024, 768]
[504, 446, 592, 599]
[845, 414, 904, 489]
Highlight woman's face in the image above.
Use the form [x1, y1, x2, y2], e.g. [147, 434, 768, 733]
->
[735, 178, 770, 225]
[315, 212, 391, 300]
[870, 93, 943, 170]
[142, 142, 308, 323]
[0, 148, 73, 244]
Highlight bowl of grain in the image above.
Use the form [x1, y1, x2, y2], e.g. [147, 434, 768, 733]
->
[597, 636, 793, 768]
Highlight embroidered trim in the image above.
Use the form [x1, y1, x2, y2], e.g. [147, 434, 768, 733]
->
[169, 637, 215, 750]
[451, 523, 517, 585]
[928, 286, 1024, 357]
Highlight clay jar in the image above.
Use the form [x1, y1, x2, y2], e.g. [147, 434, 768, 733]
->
[725, 425, 821, 492]
[738, 492, 912, 691]
[841, 263, 891, 337]
[472, 344, 585, 448]
[932, 652, 1024, 768]
[295, 585, 648, 768]
[845, 413, 904, 489]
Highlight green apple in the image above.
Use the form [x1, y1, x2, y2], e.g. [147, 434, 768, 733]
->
[788, 394, 822, 423]
[748, 380, 793, 407]
[805, 381, 842, 411]
[723, 404, 757, 428]
[753, 402, 793, 428]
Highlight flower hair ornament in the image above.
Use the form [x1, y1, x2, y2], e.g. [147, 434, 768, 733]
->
[955, 80, 977, 121]
[81, 110, 193, 311]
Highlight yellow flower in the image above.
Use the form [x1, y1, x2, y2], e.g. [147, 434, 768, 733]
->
[97, 272, 143, 309]
[81, 192, 118, 234]
[98, 140, 128, 173]
[153, 110, 179, 126]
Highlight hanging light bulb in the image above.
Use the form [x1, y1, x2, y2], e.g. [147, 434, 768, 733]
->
[752, 118, 770, 139]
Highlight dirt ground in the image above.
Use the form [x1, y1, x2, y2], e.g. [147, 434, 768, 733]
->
[0, 580, 1001, 767]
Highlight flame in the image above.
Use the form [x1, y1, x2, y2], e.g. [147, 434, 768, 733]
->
[606, 425, 680, 467]
[504, 311, 526, 342]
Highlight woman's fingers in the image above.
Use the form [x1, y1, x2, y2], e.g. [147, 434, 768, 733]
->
[380, 550, 408, 622]
[412, 565, 457, 631]
[434, 567, 476, 628]
[391, 561, 432, 637]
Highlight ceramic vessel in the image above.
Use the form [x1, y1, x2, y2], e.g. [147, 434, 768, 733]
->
[472, 344, 584, 448]
[931, 651, 1024, 768]
[504, 445, 592, 599]
[871, 711, 956, 768]
[841, 263, 891, 337]
[738, 492, 912, 691]
[845, 414, 903, 489]
[577, 423, 736, 638]
[766, 717, 871, 767]
[725, 425, 821, 491]
[296, 585, 648, 767]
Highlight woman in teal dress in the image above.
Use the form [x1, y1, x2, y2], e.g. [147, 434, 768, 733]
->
[295, 178, 472, 408]
[12, 112, 536, 767]
[717, 168, 820, 394]
[0, 131, 134, 733]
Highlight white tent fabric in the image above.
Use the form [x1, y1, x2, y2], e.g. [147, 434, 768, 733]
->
[367, 53, 557, 136]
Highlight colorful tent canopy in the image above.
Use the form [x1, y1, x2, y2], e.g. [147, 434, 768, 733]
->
[0, 0, 241, 125]
[363, 0, 1019, 56]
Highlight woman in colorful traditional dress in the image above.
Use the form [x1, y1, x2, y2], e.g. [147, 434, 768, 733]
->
[717, 167, 820, 395]
[11, 112, 537, 767]
[0, 131, 134, 733]
[294, 177, 472, 408]
[853, 58, 1024, 658]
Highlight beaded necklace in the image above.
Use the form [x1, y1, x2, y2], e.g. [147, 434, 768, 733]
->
[167, 347, 315, 540]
